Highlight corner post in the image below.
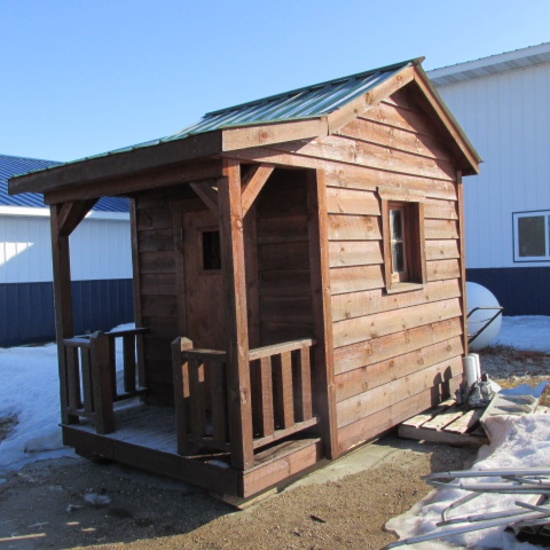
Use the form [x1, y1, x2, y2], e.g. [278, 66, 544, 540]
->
[89, 331, 115, 434]
[218, 159, 254, 470]
[306, 169, 339, 459]
[456, 171, 469, 356]
[50, 204, 77, 425]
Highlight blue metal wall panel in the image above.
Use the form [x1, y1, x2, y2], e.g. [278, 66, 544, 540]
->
[0, 279, 134, 346]
[467, 267, 550, 316]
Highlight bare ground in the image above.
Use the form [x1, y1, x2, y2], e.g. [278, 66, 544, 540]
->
[0, 346, 548, 550]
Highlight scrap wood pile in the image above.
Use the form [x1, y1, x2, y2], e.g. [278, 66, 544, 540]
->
[399, 360, 549, 448]
[386, 467, 550, 548]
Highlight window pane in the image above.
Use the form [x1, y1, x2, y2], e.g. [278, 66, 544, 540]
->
[202, 231, 221, 270]
[518, 216, 545, 257]
[390, 209, 403, 240]
[392, 242, 405, 273]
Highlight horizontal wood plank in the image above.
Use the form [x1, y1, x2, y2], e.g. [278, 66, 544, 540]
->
[258, 242, 310, 270]
[425, 218, 459, 239]
[138, 228, 174, 252]
[427, 258, 460, 281]
[139, 251, 175, 274]
[330, 264, 384, 295]
[328, 240, 383, 268]
[334, 317, 463, 374]
[331, 279, 461, 322]
[141, 273, 176, 296]
[332, 298, 462, 348]
[327, 214, 381, 241]
[336, 384, 459, 454]
[337, 117, 454, 164]
[336, 356, 463, 428]
[335, 336, 464, 402]
[425, 239, 460, 261]
[325, 187, 380, 216]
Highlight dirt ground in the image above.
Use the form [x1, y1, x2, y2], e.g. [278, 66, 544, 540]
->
[0, 346, 547, 550]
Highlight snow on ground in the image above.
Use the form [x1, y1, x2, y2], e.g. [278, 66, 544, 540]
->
[0, 324, 132, 478]
[494, 315, 550, 353]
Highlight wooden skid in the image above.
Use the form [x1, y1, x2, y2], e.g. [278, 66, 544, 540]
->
[398, 400, 488, 448]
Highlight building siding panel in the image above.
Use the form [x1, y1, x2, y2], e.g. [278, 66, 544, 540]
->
[434, 62, 550, 270]
[0, 279, 133, 346]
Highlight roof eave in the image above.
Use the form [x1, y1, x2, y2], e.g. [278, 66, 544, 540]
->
[9, 131, 225, 197]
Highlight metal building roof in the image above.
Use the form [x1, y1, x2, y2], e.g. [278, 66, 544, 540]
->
[1, 154, 129, 212]
[428, 42, 550, 86]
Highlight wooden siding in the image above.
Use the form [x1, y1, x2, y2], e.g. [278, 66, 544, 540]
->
[255, 171, 314, 345]
[134, 186, 194, 404]
[328, 89, 464, 452]
[229, 84, 466, 453]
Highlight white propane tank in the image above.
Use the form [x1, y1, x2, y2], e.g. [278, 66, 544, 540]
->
[466, 282, 502, 351]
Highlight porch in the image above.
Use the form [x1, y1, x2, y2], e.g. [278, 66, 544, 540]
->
[59, 326, 323, 498]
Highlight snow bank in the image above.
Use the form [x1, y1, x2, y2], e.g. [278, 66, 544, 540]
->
[387, 414, 550, 549]
[0, 324, 133, 477]
[494, 315, 550, 353]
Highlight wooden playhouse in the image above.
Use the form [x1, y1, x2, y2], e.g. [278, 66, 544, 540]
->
[9, 57, 480, 499]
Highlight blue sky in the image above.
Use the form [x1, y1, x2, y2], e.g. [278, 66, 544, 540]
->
[2, 0, 549, 162]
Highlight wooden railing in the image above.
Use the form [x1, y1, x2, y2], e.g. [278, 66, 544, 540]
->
[171, 337, 317, 459]
[61, 327, 148, 434]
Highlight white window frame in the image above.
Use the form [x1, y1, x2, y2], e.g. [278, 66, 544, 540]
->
[513, 210, 550, 262]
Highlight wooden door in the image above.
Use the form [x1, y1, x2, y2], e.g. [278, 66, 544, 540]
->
[182, 209, 225, 350]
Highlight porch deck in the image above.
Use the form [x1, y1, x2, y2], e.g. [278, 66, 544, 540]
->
[62, 401, 323, 498]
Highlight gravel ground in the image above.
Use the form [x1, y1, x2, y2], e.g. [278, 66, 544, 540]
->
[0, 346, 548, 550]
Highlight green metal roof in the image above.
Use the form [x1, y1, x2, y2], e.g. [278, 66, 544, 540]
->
[164, 58, 422, 141]
[98, 58, 422, 157]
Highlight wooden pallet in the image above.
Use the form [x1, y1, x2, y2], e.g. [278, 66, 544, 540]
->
[398, 399, 489, 448]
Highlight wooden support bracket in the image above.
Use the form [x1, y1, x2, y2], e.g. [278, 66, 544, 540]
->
[57, 199, 98, 237]
[241, 164, 274, 216]
[190, 181, 219, 216]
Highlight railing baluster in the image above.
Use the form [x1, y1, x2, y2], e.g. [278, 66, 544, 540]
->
[293, 347, 313, 422]
[122, 334, 136, 393]
[81, 347, 94, 415]
[65, 346, 81, 411]
[107, 337, 117, 399]
[189, 358, 206, 440]
[259, 356, 275, 437]
[280, 351, 295, 429]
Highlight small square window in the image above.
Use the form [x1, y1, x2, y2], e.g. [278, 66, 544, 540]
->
[202, 230, 221, 270]
[513, 211, 550, 262]
[379, 188, 426, 293]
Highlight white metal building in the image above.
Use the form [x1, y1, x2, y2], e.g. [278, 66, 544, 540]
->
[429, 43, 550, 315]
[0, 154, 133, 345]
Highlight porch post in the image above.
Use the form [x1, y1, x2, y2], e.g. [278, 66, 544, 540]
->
[218, 159, 254, 470]
[306, 169, 339, 459]
[50, 200, 97, 425]
[50, 204, 77, 424]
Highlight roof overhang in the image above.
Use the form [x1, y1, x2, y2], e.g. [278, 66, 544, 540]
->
[428, 42, 550, 86]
